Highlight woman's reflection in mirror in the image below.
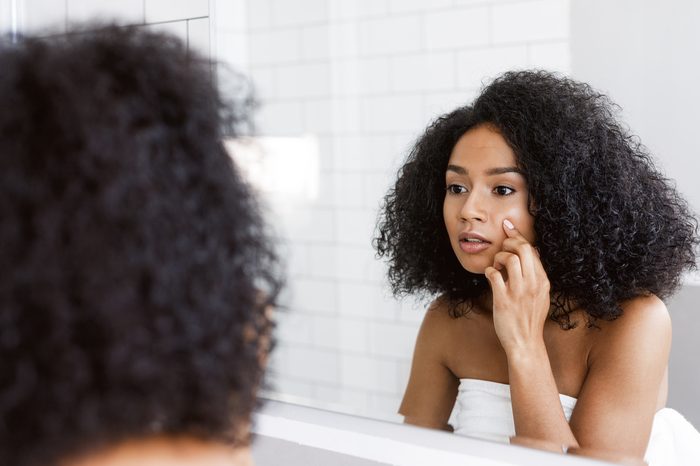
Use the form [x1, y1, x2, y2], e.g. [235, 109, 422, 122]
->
[374, 70, 700, 464]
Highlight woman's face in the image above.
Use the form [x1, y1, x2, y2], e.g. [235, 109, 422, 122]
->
[443, 125, 536, 274]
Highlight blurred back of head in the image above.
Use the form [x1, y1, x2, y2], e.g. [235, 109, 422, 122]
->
[0, 24, 280, 466]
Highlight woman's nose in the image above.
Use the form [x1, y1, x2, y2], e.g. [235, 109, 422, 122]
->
[459, 190, 487, 222]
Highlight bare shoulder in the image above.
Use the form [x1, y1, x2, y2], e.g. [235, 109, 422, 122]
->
[418, 296, 498, 379]
[419, 295, 481, 347]
[596, 294, 670, 333]
[571, 294, 672, 455]
[421, 295, 456, 325]
[620, 293, 669, 321]
[399, 295, 463, 429]
[414, 296, 460, 354]
[590, 293, 671, 357]
[422, 294, 483, 326]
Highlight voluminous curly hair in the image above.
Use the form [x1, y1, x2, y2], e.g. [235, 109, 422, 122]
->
[375, 70, 698, 327]
[0, 25, 282, 466]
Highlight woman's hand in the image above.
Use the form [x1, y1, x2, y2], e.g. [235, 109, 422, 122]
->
[484, 219, 551, 355]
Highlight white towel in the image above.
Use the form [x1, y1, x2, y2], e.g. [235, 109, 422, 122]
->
[452, 378, 576, 443]
[451, 378, 700, 466]
[645, 408, 700, 466]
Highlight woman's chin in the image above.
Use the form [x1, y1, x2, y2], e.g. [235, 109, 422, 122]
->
[459, 260, 489, 275]
[453, 247, 494, 275]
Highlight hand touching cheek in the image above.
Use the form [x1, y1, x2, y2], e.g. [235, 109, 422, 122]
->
[484, 219, 551, 354]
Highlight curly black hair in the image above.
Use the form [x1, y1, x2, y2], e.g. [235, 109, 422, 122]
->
[375, 70, 698, 327]
[0, 25, 282, 466]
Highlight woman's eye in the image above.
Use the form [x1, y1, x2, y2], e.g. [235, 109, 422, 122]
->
[446, 184, 467, 195]
[494, 186, 515, 196]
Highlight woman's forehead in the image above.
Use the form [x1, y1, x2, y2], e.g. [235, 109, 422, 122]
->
[448, 127, 517, 171]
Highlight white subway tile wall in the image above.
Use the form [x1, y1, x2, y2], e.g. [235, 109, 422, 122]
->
[66, 0, 144, 25]
[240, 0, 572, 421]
[146, 19, 188, 44]
[17, 0, 210, 61]
[13, 0, 572, 423]
[187, 17, 211, 57]
[424, 7, 490, 50]
[22, 0, 67, 34]
[145, 0, 209, 23]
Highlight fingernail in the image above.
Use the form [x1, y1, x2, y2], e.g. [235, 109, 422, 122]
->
[503, 219, 514, 230]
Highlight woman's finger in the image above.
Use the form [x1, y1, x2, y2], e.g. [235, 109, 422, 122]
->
[492, 251, 523, 282]
[501, 238, 537, 277]
[501, 219, 542, 278]
[484, 266, 506, 294]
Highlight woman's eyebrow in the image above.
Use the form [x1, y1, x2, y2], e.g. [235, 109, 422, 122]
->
[446, 164, 467, 175]
[446, 165, 523, 176]
[486, 166, 523, 176]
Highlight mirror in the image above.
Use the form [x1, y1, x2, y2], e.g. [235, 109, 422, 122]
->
[211, 0, 700, 431]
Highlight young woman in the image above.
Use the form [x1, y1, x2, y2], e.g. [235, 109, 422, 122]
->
[375, 70, 700, 464]
[0, 26, 281, 466]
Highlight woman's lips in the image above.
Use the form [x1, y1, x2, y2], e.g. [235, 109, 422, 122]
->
[457, 231, 491, 253]
[459, 239, 491, 253]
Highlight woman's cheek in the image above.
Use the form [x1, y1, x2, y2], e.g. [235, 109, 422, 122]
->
[501, 203, 536, 242]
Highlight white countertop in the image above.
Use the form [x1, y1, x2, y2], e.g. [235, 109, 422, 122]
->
[252, 399, 614, 466]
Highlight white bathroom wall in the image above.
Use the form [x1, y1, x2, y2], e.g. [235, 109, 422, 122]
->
[570, 0, 700, 219]
[569, 0, 700, 428]
[9, 0, 697, 428]
[4, 0, 210, 59]
[232, 0, 572, 421]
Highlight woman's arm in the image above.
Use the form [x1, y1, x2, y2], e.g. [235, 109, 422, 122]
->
[568, 295, 670, 457]
[486, 220, 670, 457]
[399, 299, 459, 431]
[507, 341, 579, 448]
[486, 220, 578, 447]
